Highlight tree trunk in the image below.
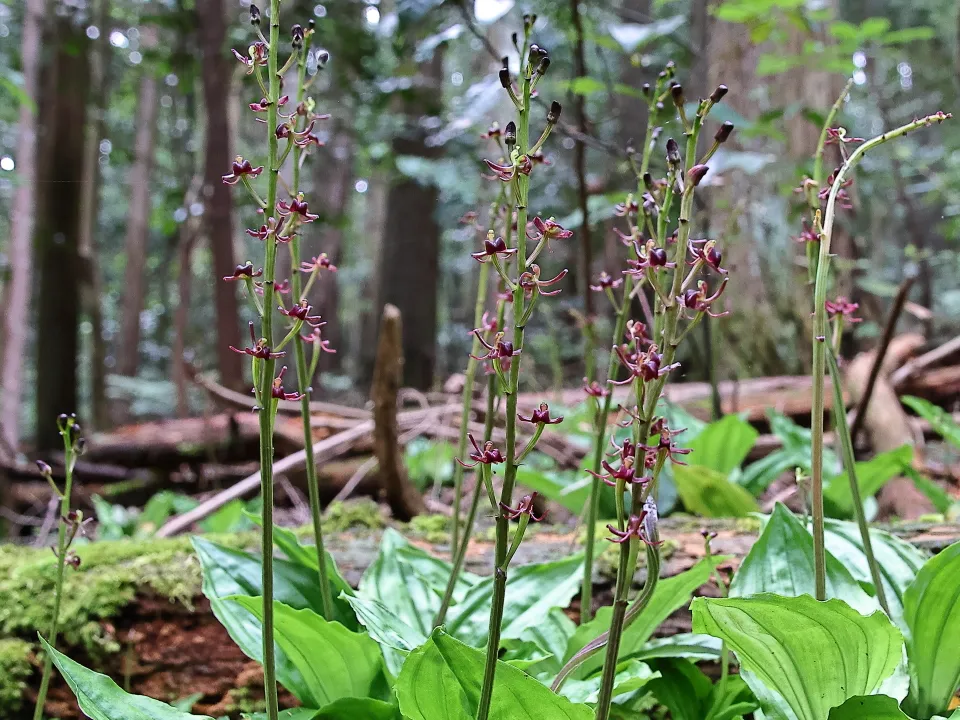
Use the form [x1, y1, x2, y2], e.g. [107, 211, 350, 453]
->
[34, 11, 91, 450]
[0, 0, 45, 451]
[116, 28, 160, 380]
[198, 0, 244, 391]
[78, 0, 111, 431]
[369, 52, 444, 390]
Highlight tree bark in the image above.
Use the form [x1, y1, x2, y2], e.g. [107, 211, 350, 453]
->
[198, 0, 244, 390]
[78, 0, 112, 431]
[34, 12, 90, 450]
[369, 52, 444, 390]
[116, 28, 160, 379]
[0, 0, 46, 451]
[372, 305, 426, 520]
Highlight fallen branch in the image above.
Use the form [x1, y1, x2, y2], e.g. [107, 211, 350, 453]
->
[891, 334, 960, 388]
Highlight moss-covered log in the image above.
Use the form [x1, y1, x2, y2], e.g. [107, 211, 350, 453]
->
[3, 503, 957, 719]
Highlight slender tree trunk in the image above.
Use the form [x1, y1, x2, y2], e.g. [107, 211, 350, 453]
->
[0, 0, 46, 451]
[198, 0, 244, 390]
[35, 12, 91, 450]
[78, 0, 111, 431]
[369, 52, 444, 390]
[116, 27, 160, 379]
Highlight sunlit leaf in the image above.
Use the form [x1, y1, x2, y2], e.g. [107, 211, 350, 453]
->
[685, 414, 759, 474]
[673, 465, 760, 517]
[693, 594, 903, 720]
[558, 659, 659, 705]
[824, 445, 913, 518]
[828, 695, 910, 719]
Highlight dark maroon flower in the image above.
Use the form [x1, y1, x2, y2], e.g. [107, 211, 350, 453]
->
[686, 164, 709, 189]
[825, 127, 864, 145]
[249, 95, 289, 113]
[679, 279, 728, 318]
[231, 322, 285, 359]
[528, 150, 551, 166]
[483, 159, 516, 182]
[530, 216, 573, 241]
[794, 219, 820, 244]
[591, 271, 623, 292]
[519, 265, 567, 298]
[480, 122, 502, 140]
[519, 402, 563, 426]
[608, 502, 662, 545]
[588, 456, 646, 488]
[301, 325, 337, 353]
[501, 493, 545, 521]
[223, 262, 263, 282]
[300, 253, 337, 273]
[232, 42, 268, 74]
[611, 344, 680, 385]
[644, 418, 692, 465]
[277, 194, 319, 222]
[819, 169, 854, 209]
[222, 156, 264, 185]
[280, 299, 323, 327]
[615, 197, 639, 217]
[471, 331, 520, 363]
[583, 378, 609, 399]
[270, 366, 305, 401]
[625, 320, 651, 347]
[625, 240, 676, 275]
[476, 311, 498, 335]
[457, 433, 505, 467]
[825, 296, 861, 323]
[471, 234, 518, 263]
[688, 239, 727, 274]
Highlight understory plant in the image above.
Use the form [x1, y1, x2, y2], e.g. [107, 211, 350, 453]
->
[32, 13, 960, 720]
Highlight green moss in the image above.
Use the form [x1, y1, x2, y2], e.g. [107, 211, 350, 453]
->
[321, 499, 384, 532]
[407, 514, 451, 544]
[0, 639, 31, 713]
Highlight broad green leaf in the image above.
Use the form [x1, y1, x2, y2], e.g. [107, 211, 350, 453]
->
[39, 638, 212, 720]
[396, 630, 593, 720]
[343, 593, 425, 676]
[693, 594, 904, 720]
[313, 698, 400, 720]
[563, 77, 606, 96]
[518, 607, 577, 675]
[446, 553, 584, 646]
[358, 529, 479, 638]
[828, 695, 910, 719]
[902, 541, 960, 719]
[902, 396, 960, 449]
[739, 447, 809, 495]
[243, 711, 321, 720]
[824, 445, 913, 518]
[558, 659, 659, 705]
[646, 658, 713, 720]
[673, 464, 760, 517]
[732, 504, 877, 615]
[902, 466, 953, 514]
[229, 596, 382, 709]
[192, 537, 333, 703]
[686, 415, 759, 474]
[514, 465, 596, 515]
[567, 557, 720, 678]
[822, 517, 927, 629]
[623, 633, 723, 662]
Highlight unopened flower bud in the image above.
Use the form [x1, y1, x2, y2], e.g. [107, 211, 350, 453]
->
[523, 13, 536, 32]
[501, 55, 509, 69]
[687, 164, 709, 188]
[715, 121, 734, 144]
[504, 121, 517, 146]
[670, 82, 685, 107]
[547, 101, 562, 125]
[643, 172, 654, 192]
[710, 84, 728, 103]
[498, 68, 511, 89]
[511, 32, 518, 47]
[538, 56, 551, 75]
[528, 44, 548, 67]
[641, 83, 651, 97]
[75, 437, 87, 456]
[666, 138, 681, 166]
[316, 49, 330, 68]
[308, 19, 315, 31]
[37, 460, 52, 477]
[249, 4, 261, 25]
[291, 24, 304, 49]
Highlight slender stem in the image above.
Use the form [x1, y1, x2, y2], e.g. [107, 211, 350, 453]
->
[810, 112, 950, 603]
[826, 348, 891, 615]
[451, 261, 491, 559]
[256, 4, 284, 718]
[32, 437, 76, 720]
[284, 28, 336, 622]
[475, 65, 533, 720]
[581, 97, 661, 624]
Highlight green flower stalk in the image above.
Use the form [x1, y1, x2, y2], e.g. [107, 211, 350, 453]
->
[473, 23, 567, 720]
[284, 22, 336, 622]
[808, 110, 951, 602]
[33, 415, 85, 720]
